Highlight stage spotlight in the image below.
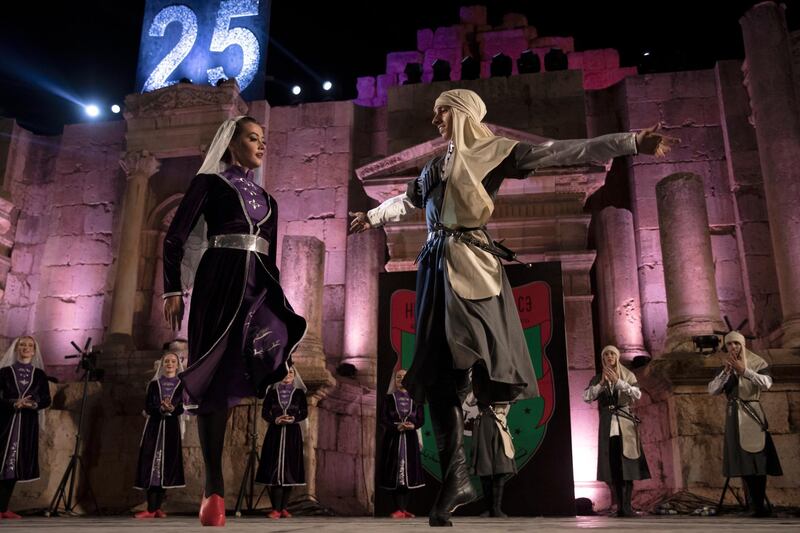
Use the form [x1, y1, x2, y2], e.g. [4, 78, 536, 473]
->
[322, 80, 333, 91]
[84, 104, 100, 118]
[643, 51, 651, 57]
[110, 104, 121, 114]
[291, 85, 302, 95]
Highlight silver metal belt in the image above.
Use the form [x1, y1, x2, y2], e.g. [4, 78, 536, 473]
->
[208, 234, 270, 255]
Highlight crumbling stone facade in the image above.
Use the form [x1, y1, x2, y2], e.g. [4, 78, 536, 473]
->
[0, 3, 798, 515]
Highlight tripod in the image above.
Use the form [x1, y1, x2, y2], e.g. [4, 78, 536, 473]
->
[46, 338, 101, 517]
[716, 477, 745, 513]
[234, 396, 266, 516]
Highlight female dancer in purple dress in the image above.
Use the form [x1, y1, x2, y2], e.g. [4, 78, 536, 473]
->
[0, 336, 51, 520]
[255, 365, 307, 519]
[163, 116, 307, 526]
[134, 352, 186, 519]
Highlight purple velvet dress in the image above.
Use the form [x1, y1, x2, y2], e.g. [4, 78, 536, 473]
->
[0, 363, 51, 481]
[255, 384, 307, 486]
[163, 167, 307, 413]
[135, 376, 186, 489]
[379, 391, 425, 489]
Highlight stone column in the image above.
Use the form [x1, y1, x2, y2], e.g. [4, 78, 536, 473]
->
[594, 207, 650, 362]
[342, 230, 385, 386]
[107, 151, 160, 345]
[740, 3, 800, 347]
[656, 173, 725, 352]
[280, 235, 335, 504]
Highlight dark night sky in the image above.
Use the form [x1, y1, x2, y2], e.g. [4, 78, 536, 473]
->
[0, 0, 797, 134]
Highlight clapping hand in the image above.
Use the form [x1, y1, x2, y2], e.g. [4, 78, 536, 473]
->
[727, 352, 746, 375]
[602, 367, 618, 387]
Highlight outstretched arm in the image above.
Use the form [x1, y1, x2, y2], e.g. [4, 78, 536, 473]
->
[512, 124, 678, 175]
[349, 192, 418, 233]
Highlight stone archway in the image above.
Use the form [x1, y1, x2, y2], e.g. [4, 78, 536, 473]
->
[135, 194, 188, 349]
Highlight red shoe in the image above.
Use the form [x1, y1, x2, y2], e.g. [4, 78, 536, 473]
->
[390, 509, 406, 518]
[280, 509, 292, 518]
[135, 510, 156, 519]
[267, 510, 281, 519]
[154, 509, 168, 518]
[2, 511, 21, 519]
[199, 494, 226, 526]
[403, 510, 415, 518]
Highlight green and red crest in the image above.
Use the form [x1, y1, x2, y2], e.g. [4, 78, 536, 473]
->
[389, 281, 556, 479]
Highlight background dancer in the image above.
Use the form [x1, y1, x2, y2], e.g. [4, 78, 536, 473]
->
[468, 368, 517, 518]
[133, 352, 186, 519]
[583, 345, 650, 517]
[255, 365, 307, 519]
[708, 332, 782, 517]
[0, 336, 51, 520]
[379, 368, 425, 519]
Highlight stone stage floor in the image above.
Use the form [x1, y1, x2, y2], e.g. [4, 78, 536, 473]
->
[1, 515, 799, 532]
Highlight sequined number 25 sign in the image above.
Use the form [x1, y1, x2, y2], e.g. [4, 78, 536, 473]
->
[136, 0, 270, 100]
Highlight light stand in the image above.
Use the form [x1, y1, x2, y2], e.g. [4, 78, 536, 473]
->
[234, 396, 266, 516]
[46, 338, 102, 517]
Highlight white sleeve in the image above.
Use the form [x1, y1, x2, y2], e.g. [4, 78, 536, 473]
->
[583, 383, 604, 403]
[614, 379, 642, 401]
[743, 368, 773, 391]
[366, 193, 417, 227]
[708, 369, 731, 395]
[516, 132, 638, 172]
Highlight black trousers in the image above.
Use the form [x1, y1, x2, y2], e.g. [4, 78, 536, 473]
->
[743, 475, 768, 512]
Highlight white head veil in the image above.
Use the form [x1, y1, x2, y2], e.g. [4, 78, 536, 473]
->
[386, 366, 423, 448]
[432, 89, 518, 301]
[724, 331, 754, 371]
[182, 115, 265, 291]
[601, 344, 634, 383]
[149, 352, 187, 437]
[386, 366, 408, 395]
[1, 336, 47, 429]
[268, 365, 308, 437]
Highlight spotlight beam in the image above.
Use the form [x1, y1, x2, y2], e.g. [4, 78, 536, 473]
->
[268, 36, 324, 82]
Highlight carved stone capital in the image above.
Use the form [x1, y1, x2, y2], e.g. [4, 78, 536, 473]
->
[123, 80, 248, 119]
[119, 150, 161, 180]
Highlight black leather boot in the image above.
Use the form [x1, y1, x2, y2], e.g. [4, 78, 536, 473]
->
[479, 476, 492, 517]
[612, 482, 625, 517]
[621, 481, 635, 517]
[428, 402, 478, 527]
[490, 475, 508, 518]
